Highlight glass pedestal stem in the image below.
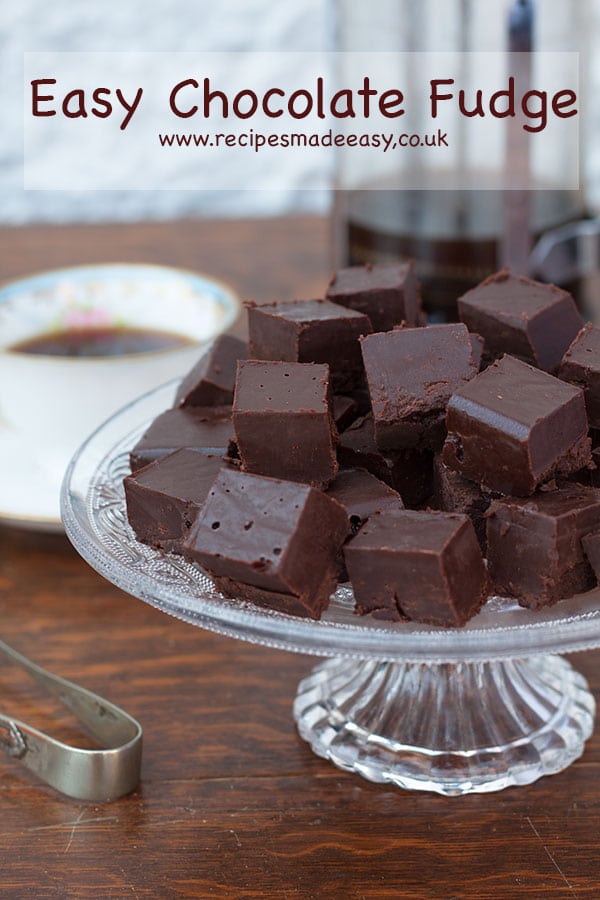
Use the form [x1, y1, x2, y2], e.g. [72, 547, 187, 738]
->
[293, 655, 595, 796]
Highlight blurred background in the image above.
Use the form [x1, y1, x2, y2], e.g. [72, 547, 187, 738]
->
[4, 0, 597, 226]
[4, 0, 600, 322]
[3, 0, 331, 224]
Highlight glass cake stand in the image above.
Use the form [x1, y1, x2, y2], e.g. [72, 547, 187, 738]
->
[61, 381, 600, 796]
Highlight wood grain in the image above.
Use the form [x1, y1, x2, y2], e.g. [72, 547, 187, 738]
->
[0, 218, 599, 898]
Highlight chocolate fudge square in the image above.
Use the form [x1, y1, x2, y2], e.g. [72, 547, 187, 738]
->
[327, 468, 404, 535]
[124, 450, 225, 553]
[432, 454, 497, 552]
[343, 383, 372, 417]
[210, 576, 330, 619]
[559, 324, 600, 427]
[175, 334, 247, 408]
[327, 468, 404, 582]
[130, 406, 237, 472]
[326, 261, 422, 332]
[247, 299, 372, 390]
[183, 468, 349, 619]
[457, 269, 583, 373]
[361, 324, 478, 451]
[486, 485, 600, 608]
[568, 447, 600, 488]
[338, 414, 433, 508]
[592, 447, 600, 485]
[345, 509, 487, 627]
[233, 360, 338, 488]
[582, 529, 600, 580]
[470, 333, 485, 370]
[332, 395, 359, 432]
[443, 355, 591, 496]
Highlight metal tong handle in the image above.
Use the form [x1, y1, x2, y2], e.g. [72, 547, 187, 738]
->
[0, 639, 142, 802]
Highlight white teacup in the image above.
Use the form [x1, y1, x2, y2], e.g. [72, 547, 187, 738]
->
[0, 264, 240, 529]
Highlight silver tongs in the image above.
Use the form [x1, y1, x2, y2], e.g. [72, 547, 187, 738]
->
[0, 639, 142, 802]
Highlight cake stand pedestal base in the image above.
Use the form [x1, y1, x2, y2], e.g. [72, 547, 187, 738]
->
[294, 655, 596, 796]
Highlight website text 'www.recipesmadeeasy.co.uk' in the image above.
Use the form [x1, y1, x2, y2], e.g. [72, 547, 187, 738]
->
[157, 128, 449, 152]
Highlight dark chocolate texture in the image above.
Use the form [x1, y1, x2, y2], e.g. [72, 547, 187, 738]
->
[337, 414, 433, 508]
[361, 323, 478, 451]
[345, 509, 487, 627]
[559, 323, 600, 427]
[233, 360, 338, 488]
[582, 530, 600, 581]
[470, 333, 485, 370]
[332, 395, 359, 432]
[183, 468, 348, 619]
[124, 450, 225, 553]
[486, 485, 600, 608]
[247, 299, 371, 390]
[326, 261, 422, 332]
[327, 466, 404, 583]
[432, 454, 497, 551]
[326, 468, 404, 535]
[211, 575, 326, 619]
[175, 334, 247, 408]
[345, 383, 372, 417]
[130, 406, 237, 472]
[458, 269, 583, 373]
[443, 355, 591, 496]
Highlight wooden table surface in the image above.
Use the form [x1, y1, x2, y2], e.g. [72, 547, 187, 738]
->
[1, 217, 599, 899]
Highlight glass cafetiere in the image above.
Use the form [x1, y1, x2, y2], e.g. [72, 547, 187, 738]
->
[333, 0, 591, 320]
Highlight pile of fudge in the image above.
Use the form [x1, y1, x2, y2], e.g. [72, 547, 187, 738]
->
[124, 262, 600, 628]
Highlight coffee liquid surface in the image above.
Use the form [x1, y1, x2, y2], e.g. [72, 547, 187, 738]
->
[10, 327, 194, 357]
